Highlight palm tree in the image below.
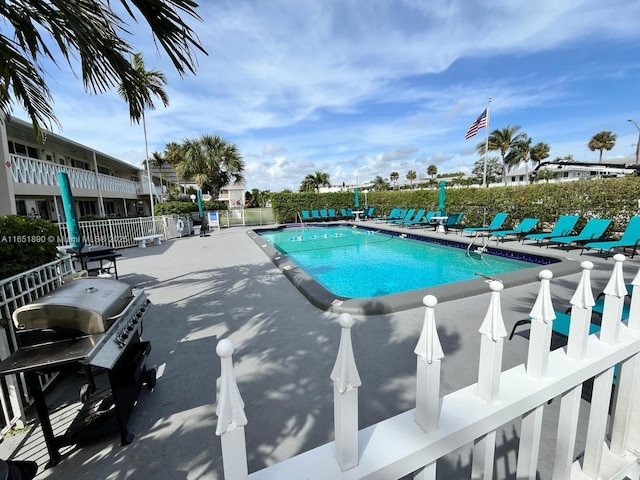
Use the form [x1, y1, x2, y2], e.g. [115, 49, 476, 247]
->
[588, 131, 617, 163]
[0, 1, 205, 140]
[299, 171, 330, 193]
[390, 171, 399, 189]
[150, 151, 167, 200]
[406, 170, 417, 189]
[174, 134, 245, 198]
[371, 175, 389, 191]
[529, 142, 551, 169]
[118, 53, 169, 218]
[477, 125, 527, 185]
[427, 164, 438, 179]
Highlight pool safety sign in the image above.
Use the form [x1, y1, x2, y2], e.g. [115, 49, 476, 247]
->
[208, 211, 220, 231]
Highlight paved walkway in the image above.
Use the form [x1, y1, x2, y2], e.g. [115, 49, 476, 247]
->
[0, 225, 636, 479]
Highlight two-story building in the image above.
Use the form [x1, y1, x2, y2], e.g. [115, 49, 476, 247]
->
[0, 117, 162, 221]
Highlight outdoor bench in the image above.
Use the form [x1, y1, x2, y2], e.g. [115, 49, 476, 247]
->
[133, 234, 163, 248]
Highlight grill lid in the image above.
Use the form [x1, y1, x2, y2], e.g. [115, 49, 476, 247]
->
[13, 278, 133, 334]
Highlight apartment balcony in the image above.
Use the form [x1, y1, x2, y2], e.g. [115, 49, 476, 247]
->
[10, 155, 140, 197]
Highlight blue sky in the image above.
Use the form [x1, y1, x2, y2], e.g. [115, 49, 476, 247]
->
[14, 0, 640, 191]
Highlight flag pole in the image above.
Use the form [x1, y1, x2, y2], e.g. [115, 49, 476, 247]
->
[482, 96, 492, 188]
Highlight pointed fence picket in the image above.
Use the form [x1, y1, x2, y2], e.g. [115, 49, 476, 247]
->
[216, 255, 640, 479]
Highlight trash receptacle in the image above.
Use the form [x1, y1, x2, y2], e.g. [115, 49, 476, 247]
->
[193, 225, 201, 236]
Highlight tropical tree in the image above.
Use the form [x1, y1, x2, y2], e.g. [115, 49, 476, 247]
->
[173, 134, 245, 197]
[476, 125, 527, 185]
[371, 175, 390, 191]
[588, 131, 617, 162]
[505, 135, 532, 173]
[118, 53, 169, 217]
[406, 170, 417, 189]
[553, 154, 575, 163]
[530, 142, 551, 168]
[299, 171, 330, 193]
[471, 156, 502, 184]
[389, 171, 399, 189]
[149, 151, 167, 200]
[427, 164, 438, 179]
[1, 1, 205, 140]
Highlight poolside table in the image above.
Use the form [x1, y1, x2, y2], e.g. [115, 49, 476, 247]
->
[431, 216, 448, 233]
[352, 210, 364, 221]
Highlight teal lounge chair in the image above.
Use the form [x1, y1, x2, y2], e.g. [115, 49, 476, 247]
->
[525, 215, 579, 244]
[400, 209, 426, 226]
[328, 208, 337, 219]
[582, 216, 640, 258]
[509, 310, 600, 341]
[319, 209, 329, 220]
[463, 212, 508, 236]
[377, 208, 400, 222]
[407, 211, 437, 228]
[390, 209, 415, 224]
[547, 218, 612, 248]
[491, 218, 539, 243]
[443, 212, 464, 233]
[301, 210, 312, 222]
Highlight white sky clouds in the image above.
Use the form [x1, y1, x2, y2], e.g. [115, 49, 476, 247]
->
[13, 0, 640, 191]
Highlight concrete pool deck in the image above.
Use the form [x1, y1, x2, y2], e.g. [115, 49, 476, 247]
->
[0, 223, 638, 479]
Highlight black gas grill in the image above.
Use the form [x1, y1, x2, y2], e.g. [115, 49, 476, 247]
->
[0, 277, 155, 468]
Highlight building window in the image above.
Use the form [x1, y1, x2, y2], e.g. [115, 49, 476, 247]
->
[104, 201, 116, 215]
[26, 146, 39, 158]
[563, 172, 569, 178]
[78, 201, 97, 217]
[15, 200, 27, 216]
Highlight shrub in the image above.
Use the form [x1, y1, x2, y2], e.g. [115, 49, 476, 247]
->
[154, 201, 198, 215]
[0, 216, 60, 280]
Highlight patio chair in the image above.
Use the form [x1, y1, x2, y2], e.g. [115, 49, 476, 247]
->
[327, 208, 337, 219]
[524, 215, 580, 244]
[311, 210, 321, 221]
[508, 310, 600, 341]
[462, 212, 508, 236]
[547, 218, 612, 249]
[319, 209, 329, 220]
[406, 211, 437, 228]
[376, 208, 400, 222]
[389, 209, 416, 224]
[581, 216, 640, 258]
[400, 209, 426, 226]
[301, 210, 312, 222]
[442, 212, 464, 233]
[491, 218, 540, 243]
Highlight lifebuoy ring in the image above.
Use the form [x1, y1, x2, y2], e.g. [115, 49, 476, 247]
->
[176, 219, 185, 232]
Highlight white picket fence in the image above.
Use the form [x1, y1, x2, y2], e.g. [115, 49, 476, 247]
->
[216, 254, 640, 479]
[0, 255, 76, 434]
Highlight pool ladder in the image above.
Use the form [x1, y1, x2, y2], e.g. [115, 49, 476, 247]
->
[466, 233, 496, 257]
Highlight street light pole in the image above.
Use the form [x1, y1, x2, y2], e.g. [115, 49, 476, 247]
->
[628, 119, 640, 165]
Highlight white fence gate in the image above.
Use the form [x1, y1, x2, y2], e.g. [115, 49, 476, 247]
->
[216, 255, 640, 479]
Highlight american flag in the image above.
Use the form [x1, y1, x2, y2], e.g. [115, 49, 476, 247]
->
[465, 108, 487, 139]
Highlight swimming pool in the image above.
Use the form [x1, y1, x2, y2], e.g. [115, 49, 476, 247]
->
[249, 224, 579, 314]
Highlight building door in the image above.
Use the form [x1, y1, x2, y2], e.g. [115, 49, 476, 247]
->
[36, 200, 50, 220]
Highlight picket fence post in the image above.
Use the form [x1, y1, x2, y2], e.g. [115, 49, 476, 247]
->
[330, 313, 361, 471]
[516, 270, 555, 479]
[582, 254, 626, 477]
[553, 260, 595, 479]
[472, 280, 507, 480]
[413, 295, 443, 480]
[610, 264, 640, 456]
[215, 339, 249, 480]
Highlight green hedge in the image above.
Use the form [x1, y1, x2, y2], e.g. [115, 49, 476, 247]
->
[154, 200, 228, 216]
[271, 177, 640, 234]
[0, 216, 59, 280]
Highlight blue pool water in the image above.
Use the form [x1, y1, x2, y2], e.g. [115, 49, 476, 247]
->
[258, 225, 549, 299]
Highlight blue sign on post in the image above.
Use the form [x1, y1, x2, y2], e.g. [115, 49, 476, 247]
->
[208, 211, 220, 231]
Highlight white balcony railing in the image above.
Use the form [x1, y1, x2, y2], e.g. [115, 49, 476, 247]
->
[10, 155, 139, 195]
